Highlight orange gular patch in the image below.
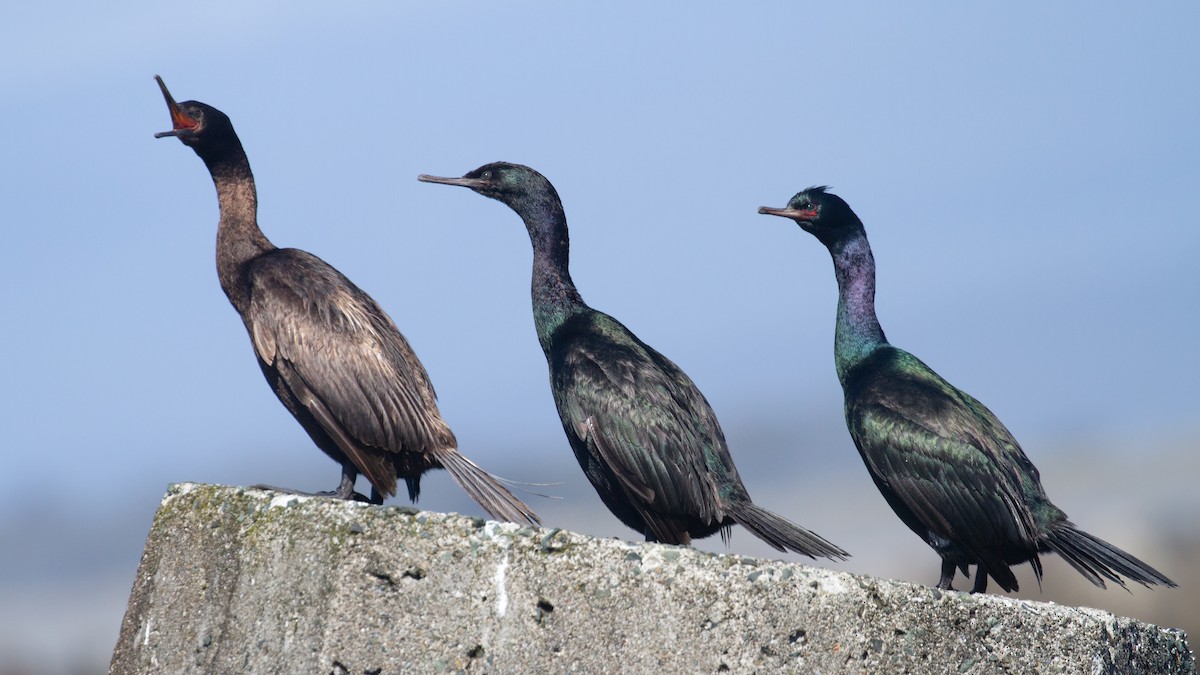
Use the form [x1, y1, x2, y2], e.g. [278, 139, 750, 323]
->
[170, 105, 199, 132]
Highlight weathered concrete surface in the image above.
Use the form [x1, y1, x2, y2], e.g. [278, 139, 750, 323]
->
[111, 483, 1194, 674]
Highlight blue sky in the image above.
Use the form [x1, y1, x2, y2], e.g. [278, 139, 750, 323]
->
[1, 3, 1197, 670]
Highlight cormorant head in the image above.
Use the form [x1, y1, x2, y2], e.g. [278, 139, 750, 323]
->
[153, 75, 239, 158]
[419, 162, 561, 213]
[759, 186, 864, 247]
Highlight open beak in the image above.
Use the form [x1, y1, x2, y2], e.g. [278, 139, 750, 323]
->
[153, 75, 200, 139]
[418, 174, 488, 189]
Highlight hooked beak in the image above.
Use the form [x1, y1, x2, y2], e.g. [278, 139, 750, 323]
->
[153, 75, 199, 139]
[417, 174, 488, 189]
[758, 206, 817, 221]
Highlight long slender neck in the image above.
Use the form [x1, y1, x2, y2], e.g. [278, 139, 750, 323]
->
[520, 197, 584, 353]
[829, 232, 887, 384]
[200, 141, 274, 314]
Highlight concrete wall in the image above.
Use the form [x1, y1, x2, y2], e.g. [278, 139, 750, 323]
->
[110, 483, 1194, 674]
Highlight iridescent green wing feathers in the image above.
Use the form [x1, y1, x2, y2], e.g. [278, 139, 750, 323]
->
[846, 348, 1041, 560]
[552, 313, 729, 539]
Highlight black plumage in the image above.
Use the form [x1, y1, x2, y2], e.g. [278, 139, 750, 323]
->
[153, 77, 537, 525]
[760, 186, 1175, 592]
[420, 163, 845, 559]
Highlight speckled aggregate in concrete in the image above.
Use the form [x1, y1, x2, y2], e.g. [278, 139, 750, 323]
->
[110, 483, 1194, 674]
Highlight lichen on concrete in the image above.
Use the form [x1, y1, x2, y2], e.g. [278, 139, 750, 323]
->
[110, 483, 1195, 674]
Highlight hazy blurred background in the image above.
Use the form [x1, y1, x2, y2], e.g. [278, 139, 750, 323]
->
[2, 3, 1197, 672]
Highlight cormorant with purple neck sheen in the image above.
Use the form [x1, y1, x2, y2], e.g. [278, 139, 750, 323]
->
[419, 163, 846, 559]
[760, 186, 1174, 593]
[152, 77, 538, 525]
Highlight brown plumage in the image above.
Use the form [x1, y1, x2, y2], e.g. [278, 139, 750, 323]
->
[153, 76, 538, 524]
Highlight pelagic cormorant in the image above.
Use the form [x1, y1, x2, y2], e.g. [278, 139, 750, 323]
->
[759, 186, 1175, 592]
[419, 163, 845, 559]
[153, 77, 538, 525]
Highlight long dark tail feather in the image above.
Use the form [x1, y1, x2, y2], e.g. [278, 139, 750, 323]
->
[726, 500, 849, 560]
[434, 448, 542, 526]
[1044, 523, 1176, 590]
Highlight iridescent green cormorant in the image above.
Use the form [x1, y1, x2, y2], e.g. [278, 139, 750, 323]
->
[152, 77, 538, 525]
[760, 186, 1175, 592]
[419, 163, 845, 559]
